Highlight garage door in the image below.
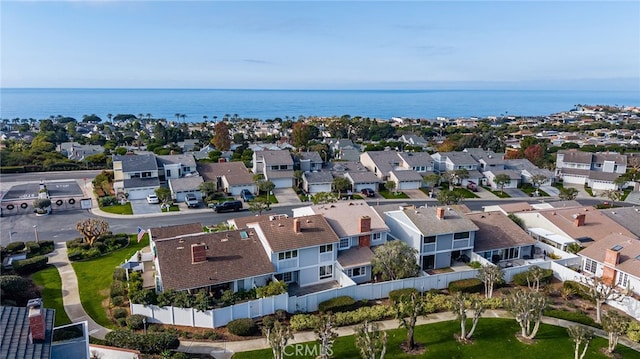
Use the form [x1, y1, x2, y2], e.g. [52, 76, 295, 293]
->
[127, 188, 156, 200]
[398, 181, 420, 190]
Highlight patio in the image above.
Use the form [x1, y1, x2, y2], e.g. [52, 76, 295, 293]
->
[288, 280, 341, 296]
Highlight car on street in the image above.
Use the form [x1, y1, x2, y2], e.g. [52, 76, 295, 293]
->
[360, 188, 375, 197]
[240, 189, 255, 202]
[146, 194, 160, 204]
[213, 200, 243, 213]
[184, 193, 200, 208]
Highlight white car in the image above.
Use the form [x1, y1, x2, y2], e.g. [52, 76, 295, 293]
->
[146, 194, 160, 204]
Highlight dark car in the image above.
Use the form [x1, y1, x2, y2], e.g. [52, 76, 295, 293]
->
[360, 188, 375, 197]
[240, 189, 255, 202]
[213, 200, 243, 213]
[466, 181, 478, 192]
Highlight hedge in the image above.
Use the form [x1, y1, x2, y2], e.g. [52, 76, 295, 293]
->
[544, 309, 601, 329]
[5, 241, 25, 253]
[512, 267, 554, 286]
[105, 330, 179, 354]
[112, 308, 128, 320]
[448, 278, 483, 293]
[563, 280, 590, 300]
[226, 318, 258, 336]
[126, 314, 147, 330]
[290, 305, 395, 331]
[318, 296, 357, 313]
[388, 288, 419, 304]
[12, 255, 48, 274]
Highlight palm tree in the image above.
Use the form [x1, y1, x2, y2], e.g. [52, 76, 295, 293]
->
[146, 113, 152, 121]
[175, 113, 180, 122]
[138, 113, 144, 120]
[107, 113, 113, 123]
[203, 115, 208, 122]
[180, 114, 186, 123]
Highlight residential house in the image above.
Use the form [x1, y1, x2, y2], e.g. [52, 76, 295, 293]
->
[431, 151, 483, 187]
[292, 202, 389, 284]
[463, 148, 505, 172]
[556, 149, 627, 190]
[465, 212, 536, 264]
[296, 151, 324, 172]
[330, 161, 381, 192]
[177, 139, 199, 152]
[112, 154, 160, 199]
[302, 171, 334, 194]
[360, 150, 427, 189]
[168, 176, 205, 202]
[601, 206, 640, 237]
[396, 152, 434, 174]
[232, 214, 340, 288]
[57, 142, 104, 161]
[483, 170, 522, 190]
[325, 138, 361, 161]
[578, 233, 640, 296]
[382, 205, 479, 271]
[399, 134, 429, 149]
[503, 158, 554, 186]
[513, 206, 636, 251]
[198, 161, 256, 196]
[252, 150, 295, 188]
[388, 170, 424, 190]
[156, 154, 198, 182]
[150, 223, 274, 294]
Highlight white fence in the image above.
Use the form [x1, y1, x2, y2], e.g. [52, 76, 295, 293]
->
[131, 260, 640, 328]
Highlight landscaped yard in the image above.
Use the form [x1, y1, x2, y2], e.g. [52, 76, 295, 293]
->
[519, 184, 549, 197]
[482, 186, 511, 198]
[161, 204, 180, 212]
[256, 194, 278, 204]
[31, 265, 71, 327]
[379, 190, 410, 199]
[101, 202, 133, 215]
[72, 235, 148, 328]
[232, 318, 636, 359]
[451, 187, 479, 199]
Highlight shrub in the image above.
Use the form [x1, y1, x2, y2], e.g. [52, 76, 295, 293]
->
[512, 267, 554, 286]
[112, 308, 128, 319]
[116, 318, 127, 327]
[25, 242, 40, 257]
[111, 296, 125, 307]
[113, 268, 127, 281]
[261, 315, 276, 329]
[318, 296, 357, 313]
[12, 255, 48, 274]
[0, 275, 31, 302]
[468, 261, 482, 269]
[544, 309, 601, 329]
[94, 242, 107, 253]
[334, 305, 394, 327]
[448, 278, 483, 293]
[274, 309, 288, 321]
[110, 281, 125, 297]
[423, 293, 454, 313]
[563, 280, 590, 300]
[105, 330, 179, 354]
[388, 288, 419, 304]
[290, 314, 321, 331]
[627, 320, 640, 342]
[126, 314, 147, 330]
[5, 241, 25, 253]
[481, 297, 504, 309]
[226, 318, 258, 337]
[255, 280, 288, 298]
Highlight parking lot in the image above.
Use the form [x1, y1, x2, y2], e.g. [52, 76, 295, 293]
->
[2, 180, 83, 201]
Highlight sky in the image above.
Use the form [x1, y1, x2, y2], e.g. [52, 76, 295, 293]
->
[1, 1, 639, 90]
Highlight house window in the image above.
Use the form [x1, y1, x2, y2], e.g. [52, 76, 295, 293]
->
[280, 165, 288, 170]
[271, 166, 279, 170]
[319, 265, 333, 279]
[320, 244, 333, 253]
[276, 272, 293, 283]
[347, 266, 366, 278]
[166, 170, 171, 177]
[142, 172, 152, 178]
[423, 236, 436, 244]
[454, 232, 470, 240]
[130, 173, 140, 178]
[584, 258, 597, 274]
[278, 250, 298, 261]
[617, 272, 629, 288]
[371, 232, 382, 242]
[339, 238, 350, 249]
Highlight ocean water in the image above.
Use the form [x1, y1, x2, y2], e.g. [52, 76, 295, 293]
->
[1, 88, 638, 121]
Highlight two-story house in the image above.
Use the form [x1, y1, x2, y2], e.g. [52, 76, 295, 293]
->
[253, 150, 295, 188]
[465, 211, 536, 264]
[150, 223, 274, 294]
[296, 151, 324, 172]
[556, 149, 627, 190]
[292, 202, 390, 283]
[330, 161, 381, 192]
[198, 161, 256, 196]
[360, 151, 429, 190]
[431, 151, 483, 187]
[232, 214, 340, 288]
[112, 154, 160, 199]
[324, 138, 361, 162]
[156, 154, 203, 202]
[382, 205, 479, 271]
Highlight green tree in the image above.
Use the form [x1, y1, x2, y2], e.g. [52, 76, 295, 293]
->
[601, 311, 629, 355]
[253, 174, 265, 194]
[371, 240, 419, 281]
[249, 198, 271, 214]
[264, 321, 294, 359]
[567, 325, 594, 359]
[259, 181, 276, 203]
[193, 291, 212, 312]
[505, 289, 547, 340]
[530, 174, 548, 196]
[477, 265, 504, 298]
[312, 192, 338, 205]
[600, 189, 621, 207]
[579, 276, 627, 323]
[155, 187, 172, 203]
[293, 170, 303, 189]
[332, 177, 351, 198]
[385, 180, 396, 194]
[354, 321, 387, 359]
[422, 173, 440, 189]
[292, 122, 311, 149]
[314, 313, 338, 359]
[395, 291, 424, 351]
[559, 187, 579, 201]
[436, 189, 463, 205]
[212, 121, 231, 151]
[198, 182, 217, 199]
[454, 168, 469, 186]
[493, 173, 511, 194]
[452, 292, 485, 343]
[76, 218, 109, 246]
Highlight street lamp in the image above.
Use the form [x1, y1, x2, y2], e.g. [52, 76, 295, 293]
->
[33, 225, 39, 243]
[142, 317, 147, 335]
[8, 231, 17, 242]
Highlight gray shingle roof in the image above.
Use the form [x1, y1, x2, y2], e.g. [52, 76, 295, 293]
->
[157, 154, 197, 168]
[390, 170, 423, 181]
[397, 152, 434, 167]
[198, 162, 254, 186]
[0, 306, 55, 359]
[345, 171, 381, 184]
[259, 150, 293, 166]
[168, 176, 204, 192]
[389, 206, 478, 237]
[466, 212, 536, 252]
[123, 177, 160, 189]
[113, 154, 158, 172]
[303, 171, 334, 184]
[434, 152, 479, 166]
[601, 206, 640, 237]
[248, 214, 339, 252]
[558, 150, 593, 164]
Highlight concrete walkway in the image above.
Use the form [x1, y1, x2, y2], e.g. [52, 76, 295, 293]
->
[48, 242, 112, 339]
[179, 309, 640, 358]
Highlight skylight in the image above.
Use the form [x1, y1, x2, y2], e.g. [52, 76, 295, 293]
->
[240, 231, 248, 239]
[611, 245, 623, 252]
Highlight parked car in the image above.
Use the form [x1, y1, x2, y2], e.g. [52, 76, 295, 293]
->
[184, 193, 199, 208]
[360, 188, 375, 197]
[466, 181, 478, 192]
[240, 189, 255, 202]
[146, 194, 160, 204]
[213, 200, 243, 213]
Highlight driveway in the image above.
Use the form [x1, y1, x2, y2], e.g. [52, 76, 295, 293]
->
[502, 188, 529, 198]
[273, 188, 300, 206]
[403, 189, 430, 199]
[130, 199, 161, 215]
[540, 185, 560, 197]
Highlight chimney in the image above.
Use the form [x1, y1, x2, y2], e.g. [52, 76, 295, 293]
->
[436, 207, 445, 220]
[359, 216, 371, 233]
[294, 218, 302, 233]
[573, 213, 586, 227]
[27, 298, 46, 342]
[604, 248, 620, 266]
[191, 243, 207, 263]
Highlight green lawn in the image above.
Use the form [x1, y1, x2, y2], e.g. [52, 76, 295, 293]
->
[519, 184, 549, 197]
[72, 235, 149, 328]
[233, 318, 636, 359]
[621, 189, 632, 201]
[482, 186, 511, 198]
[100, 203, 133, 215]
[161, 204, 180, 212]
[379, 190, 410, 199]
[31, 265, 71, 327]
[451, 187, 479, 199]
[256, 194, 279, 204]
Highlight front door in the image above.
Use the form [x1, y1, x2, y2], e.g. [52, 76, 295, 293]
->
[358, 235, 370, 247]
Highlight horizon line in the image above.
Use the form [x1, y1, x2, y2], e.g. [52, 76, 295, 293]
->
[1, 87, 637, 92]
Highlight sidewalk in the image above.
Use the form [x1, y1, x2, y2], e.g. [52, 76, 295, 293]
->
[47, 242, 112, 339]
